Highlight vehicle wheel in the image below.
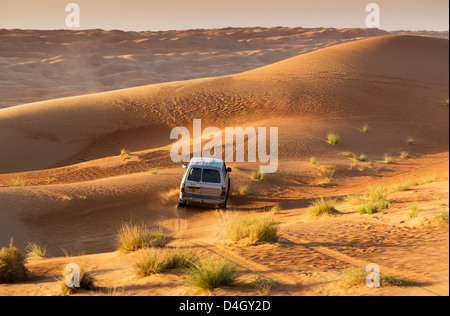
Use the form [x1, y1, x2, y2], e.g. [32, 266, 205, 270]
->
[178, 200, 187, 208]
[218, 199, 227, 209]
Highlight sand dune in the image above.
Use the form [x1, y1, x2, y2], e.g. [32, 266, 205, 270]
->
[0, 31, 448, 296]
[0, 28, 448, 109]
[0, 35, 448, 174]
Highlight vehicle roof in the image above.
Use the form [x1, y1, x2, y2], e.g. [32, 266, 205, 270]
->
[189, 157, 224, 169]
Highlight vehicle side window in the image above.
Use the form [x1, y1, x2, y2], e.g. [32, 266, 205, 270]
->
[202, 169, 221, 184]
[187, 168, 202, 182]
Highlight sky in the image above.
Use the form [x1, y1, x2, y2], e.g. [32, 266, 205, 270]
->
[0, 0, 448, 31]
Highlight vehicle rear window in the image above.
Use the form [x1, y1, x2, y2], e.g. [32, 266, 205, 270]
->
[202, 169, 221, 184]
[187, 168, 202, 182]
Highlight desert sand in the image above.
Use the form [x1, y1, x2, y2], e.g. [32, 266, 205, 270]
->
[0, 28, 448, 296]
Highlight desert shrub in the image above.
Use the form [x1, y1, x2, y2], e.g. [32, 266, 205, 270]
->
[340, 268, 419, 288]
[226, 214, 279, 245]
[0, 239, 29, 283]
[26, 242, 48, 258]
[384, 154, 393, 164]
[115, 222, 168, 253]
[239, 185, 249, 195]
[326, 133, 340, 145]
[308, 198, 338, 217]
[59, 260, 96, 295]
[400, 151, 409, 159]
[10, 178, 26, 187]
[251, 171, 265, 181]
[408, 202, 419, 219]
[134, 250, 166, 277]
[361, 123, 370, 134]
[253, 276, 276, 296]
[135, 248, 197, 278]
[188, 257, 238, 292]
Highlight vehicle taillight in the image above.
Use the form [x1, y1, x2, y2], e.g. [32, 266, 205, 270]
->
[181, 184, 185, 193]
[221, 186, 226, 197]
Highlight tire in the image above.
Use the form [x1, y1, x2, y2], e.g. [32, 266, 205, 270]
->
[218, 199, 227, 209]
[178, 199, 187, 208]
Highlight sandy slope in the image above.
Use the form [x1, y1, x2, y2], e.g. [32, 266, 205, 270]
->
[0, 28, 448, 109]
[0, 33, 448, 296]
[0, 35, 448, 173]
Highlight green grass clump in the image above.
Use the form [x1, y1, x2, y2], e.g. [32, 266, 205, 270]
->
[26, 242, 48, 258]
[239, 185, 249, 195]
[308, 198, 338, 217]
[340, 268, 419, 288]
[0, 239, 29, 283]
[361, 123, 370, 134]
[400, 151, 409, 159]
[226, 214, 279, 245]
[135, 248, 197, 278]
[149, 168, 159, 175]
[408, 201, 419, 219]
[10, 178, 26, 187]
[355, 154, 368, 162]
[407, 138, 416, 145]
[188, 257, 238, 292]
[354, 186, 390, 215]
[115, 222, 168, 253]
[251, 171, 265, 181]
[384, 154, 393, 164]
[134, 250, 166, 277]
[326, 133, 341, 145]
[358, 202, 382, 215]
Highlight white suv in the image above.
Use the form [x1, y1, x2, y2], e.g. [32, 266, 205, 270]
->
[178, 158, 231, 209]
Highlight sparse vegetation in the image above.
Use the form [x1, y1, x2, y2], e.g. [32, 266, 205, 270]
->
[340, 268, 420, 288]
[0, 238, 29, 283]
[361, 123, 370, 134]
[355, 154, 368, 162]
[239, 185, 249, 195]
[422, 213, 449, 228]
[353, 186, 390, 215]
[10, 178, 26, 187]
[26, 242, 48, 258]
[384, 154, 393, 164]
[251, 171, 265, 181]
[120, 149, 129, 157]
[407, 138, 416, 145]
[188, 257, 238, 292]
[326, 133, 340, 145]
[226, 214, 279, 245]
[400, 151, 409, 159]
[59, 260, 96, 295]
[135, 248, 197, 278]
[253, 276, 276, 296]
[115, 222, 168, 253]
[308, 198, 338, 217]
[149, 168, 159, 175]
[408, 201, 419, 219]
[134, 250, 166, 277]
